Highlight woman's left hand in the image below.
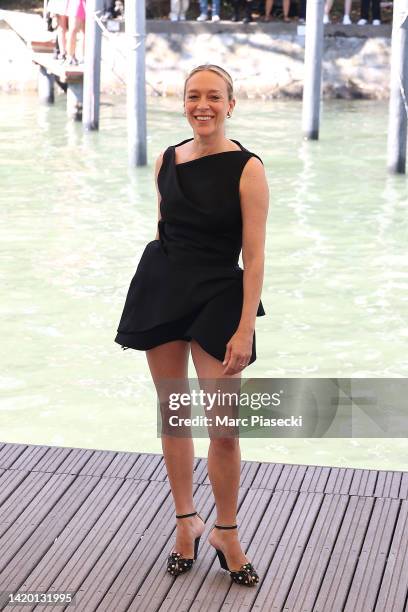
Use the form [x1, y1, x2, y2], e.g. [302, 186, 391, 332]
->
[222, 329, 253, 375]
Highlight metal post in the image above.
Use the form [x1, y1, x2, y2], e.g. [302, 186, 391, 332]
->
[302, 0, 325, 140]
[83, 0, 103, 130]
[126, 0, 147, 166]
[387, 0, 408, 174]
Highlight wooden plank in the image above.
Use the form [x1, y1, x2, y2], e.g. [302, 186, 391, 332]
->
[249, 491, 323, 611]
[32, 53, 83, 84]
[219, 490, 299, 612]
[0, 469, 29, 507]
[344, 497, 401, 611]
[0, 442, 408, 610]
[95, 483, 213, 611]
[102, 450, 141, 479]
[136, 486, 259, 612]
[0, 474, 101, 595]
[251, 460, 285, 490]
[275, 463, 308, 492]
[312, 495, 375, 610]
[67, 481, 168, 611]
[29, 445, 73, 473]
[0, 472, 55, 539]
[0, 473, 75, 576]
[375, 500, 408, 611]
[325, 467, 355, 494]
[374, 470, 402, 499]
[53, 446, 97, 475]
[9, 479, 152, 610]
[349, 468, 378, 497]
[9, 444, 50, 471]
[0, 442, 28, 469]
[300, 465, 331, 493]
[283, 494, 349, 611]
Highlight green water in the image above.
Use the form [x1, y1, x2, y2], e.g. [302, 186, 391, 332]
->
[1, 93, 407, 470]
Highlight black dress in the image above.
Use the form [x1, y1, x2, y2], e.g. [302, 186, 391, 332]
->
[114, 137, 266, 365]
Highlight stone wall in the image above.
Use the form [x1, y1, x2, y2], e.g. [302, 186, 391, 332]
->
[0, 20, 391, 99]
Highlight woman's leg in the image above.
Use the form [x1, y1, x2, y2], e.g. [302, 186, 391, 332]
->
[190, 339, 250, 571]
[67, 17, 81, 59]
[57, 15, 68, 56]
[264, 0, 274, 19]
[283, 0, 291, 20]
[146, 340, 204, 558]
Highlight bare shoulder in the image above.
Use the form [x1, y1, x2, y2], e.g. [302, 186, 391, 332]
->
[242, 155, 265, 178]
[154, 150, 165, 178]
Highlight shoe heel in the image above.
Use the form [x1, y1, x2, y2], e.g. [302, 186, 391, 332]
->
[194, 536, 201, 560]
[215, 548, 229, 570]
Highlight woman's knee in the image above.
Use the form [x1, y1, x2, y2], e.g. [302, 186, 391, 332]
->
[209, 436, 240, 452]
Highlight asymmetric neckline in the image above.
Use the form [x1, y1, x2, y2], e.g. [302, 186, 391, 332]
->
[173, 138, 245, 167]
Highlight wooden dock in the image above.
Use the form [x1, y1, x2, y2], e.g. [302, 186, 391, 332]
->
[0, 441, 408, 610]
[0, 10, 84, 118]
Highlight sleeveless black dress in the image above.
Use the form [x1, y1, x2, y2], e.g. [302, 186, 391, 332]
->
[114, 137, 266, 365]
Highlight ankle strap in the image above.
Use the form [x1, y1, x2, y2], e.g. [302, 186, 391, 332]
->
[176, 511, 197, 519]
[214, 523, 237, 529]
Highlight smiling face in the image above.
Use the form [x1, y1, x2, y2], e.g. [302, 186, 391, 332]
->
[183, 70, 236, 137]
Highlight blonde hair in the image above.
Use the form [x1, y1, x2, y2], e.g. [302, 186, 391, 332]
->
[183, 64, 234, 101]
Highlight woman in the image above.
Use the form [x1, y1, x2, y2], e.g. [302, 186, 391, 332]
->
[47, 0, 69, 60]
[115, 64, 269, 586]
[65, 0, 86, 65]
[264, 0, 291, 22]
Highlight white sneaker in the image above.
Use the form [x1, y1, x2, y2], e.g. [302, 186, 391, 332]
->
[211, 14, 220, 22]
[342, 14, 352, 24]
[179, 13, 186, 20]
[169, 13, 178, 21]
[372, 19, 381, 25]
[196, 13, 208, 21]
[357, 18, 367, 25]
[323, 14, 330, 24]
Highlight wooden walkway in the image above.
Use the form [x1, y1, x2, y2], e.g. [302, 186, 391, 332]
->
[0, 441, 407, 611]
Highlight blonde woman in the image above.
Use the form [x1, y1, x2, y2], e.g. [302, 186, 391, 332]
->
[115, 64, 269, 586]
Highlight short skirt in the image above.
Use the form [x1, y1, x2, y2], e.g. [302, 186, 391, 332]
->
[115, 292, 258, 365]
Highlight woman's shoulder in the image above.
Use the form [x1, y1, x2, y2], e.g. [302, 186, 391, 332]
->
[232, 140, 264, 165]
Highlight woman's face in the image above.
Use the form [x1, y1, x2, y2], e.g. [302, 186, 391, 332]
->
[184, 70, 235, 137]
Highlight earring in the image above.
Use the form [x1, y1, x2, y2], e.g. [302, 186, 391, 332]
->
[227, 112, 231, 118]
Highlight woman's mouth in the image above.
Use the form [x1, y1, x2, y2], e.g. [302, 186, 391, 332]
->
[194, 115, 214, 122]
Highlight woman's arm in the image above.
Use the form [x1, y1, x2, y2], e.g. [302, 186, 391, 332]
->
[239, 156, 269, 332]
[223, 156, 269, 375]
[154, 152, 164, 240]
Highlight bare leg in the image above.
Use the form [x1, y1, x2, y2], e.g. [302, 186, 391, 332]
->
[344, 0, 352, 15]
[67, 17, 81, 59]
[283, 0, 291, 20]
[56, 15, 68, 56]
[264, 0, 273, 19]
[190, 339, 249, 571]
[325, 0, 334, 16]
[146, 340, 204, 558]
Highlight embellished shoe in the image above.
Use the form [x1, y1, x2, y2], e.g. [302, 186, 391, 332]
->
[166, 511, 204, 577]
[212, 524, 259, 586]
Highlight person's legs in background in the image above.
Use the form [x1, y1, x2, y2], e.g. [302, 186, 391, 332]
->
[56, 14, 68, 59]
[358, 0, 369, 24]
[230, 0, 241, 21]
[282, 0, 291, 21]
[371, 0, 381, 23]
[243, 0, 255, 22]
[197, 0, 209, 19]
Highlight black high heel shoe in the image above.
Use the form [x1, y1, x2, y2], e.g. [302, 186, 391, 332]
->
[212, 523, 259, 586]
[166, 511, 204, 576]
